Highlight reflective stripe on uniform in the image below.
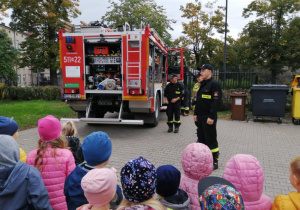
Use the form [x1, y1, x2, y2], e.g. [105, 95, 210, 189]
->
[202, 94, 211, 99]
[175, 91, 181, 94]
[174, 121, 181, 123]
[211, 148, 219, 153]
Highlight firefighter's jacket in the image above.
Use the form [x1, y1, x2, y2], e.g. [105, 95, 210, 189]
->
[164, 82, 184, 102]
[194, 77, 222, 119]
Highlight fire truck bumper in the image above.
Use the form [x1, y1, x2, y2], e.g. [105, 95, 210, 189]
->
[60, 118, 144, 125]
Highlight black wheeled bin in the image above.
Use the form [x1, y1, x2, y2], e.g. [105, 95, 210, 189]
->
[250, 84, 289, 123]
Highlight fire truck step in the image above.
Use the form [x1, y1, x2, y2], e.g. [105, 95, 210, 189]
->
[60, 118, 80, 122]
[60, 118, 144, 125]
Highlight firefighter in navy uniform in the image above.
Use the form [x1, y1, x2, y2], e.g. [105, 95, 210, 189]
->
[179, 82, 190, 116]
[193, 64, 222, 170]
[164, 74, 184, 133]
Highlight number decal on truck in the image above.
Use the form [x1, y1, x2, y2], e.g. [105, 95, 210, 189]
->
[64, 56, 82, 63]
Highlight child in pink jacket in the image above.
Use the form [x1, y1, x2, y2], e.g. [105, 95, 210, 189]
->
[27, 115, 76, 210]
[223, 154, 272, 210]
[179, 143, 213, 210]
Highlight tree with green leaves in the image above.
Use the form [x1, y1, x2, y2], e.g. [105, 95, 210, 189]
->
[174, 0, 226, 69]
[239, 0, 300, 83]
[0, 29, 18, 85]
[0, 1, 9, 21]
[102, 0, 175, 46]
[8, 0, 80, 85]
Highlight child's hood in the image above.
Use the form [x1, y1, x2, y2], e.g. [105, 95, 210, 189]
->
[0, 161, 29, 195]
[181, 143, 213, 180]
[223, 154, 264, 201]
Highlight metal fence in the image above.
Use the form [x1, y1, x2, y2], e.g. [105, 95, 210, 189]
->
[183, 69, 266, 106]
[184, 69, 263, 91]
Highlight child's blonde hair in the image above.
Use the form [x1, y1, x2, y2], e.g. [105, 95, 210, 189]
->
[116, 197, 165, 210]
[291, 156, 300, 179]
[34, 136, 67, 172]
[61, 121, 77, 136]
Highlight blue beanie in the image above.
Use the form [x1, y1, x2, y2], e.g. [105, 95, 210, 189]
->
[156, 165, 181, 197]
[0, 116, 19, 136]
[82, 131, 112, 166]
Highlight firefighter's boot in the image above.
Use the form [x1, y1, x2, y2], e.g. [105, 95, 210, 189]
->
[181, 108, 185, 116]
[174, 122, 181, 133]
[184, 109, 189, 116]
[167, 122, 173, 133]
[212, 152, 219, 170]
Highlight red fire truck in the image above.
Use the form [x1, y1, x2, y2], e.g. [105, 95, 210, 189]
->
[59, 22, 184, 126]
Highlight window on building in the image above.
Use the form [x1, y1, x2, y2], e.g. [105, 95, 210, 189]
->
[23, 74, 26, 82]
[18, 75, 21, 84]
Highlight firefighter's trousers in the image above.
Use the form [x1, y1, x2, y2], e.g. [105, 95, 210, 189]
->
[166, 101, 181, 124]
[196, 115, 218, 150]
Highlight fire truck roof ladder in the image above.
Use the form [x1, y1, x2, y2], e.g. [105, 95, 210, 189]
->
[126, 31, 142, 94]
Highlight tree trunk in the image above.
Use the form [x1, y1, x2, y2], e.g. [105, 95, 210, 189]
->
[271, 68, 277, 84]
[50, 68, 58, 86]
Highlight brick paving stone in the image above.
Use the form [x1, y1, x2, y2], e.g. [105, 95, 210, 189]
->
[18, 112, 300, 202]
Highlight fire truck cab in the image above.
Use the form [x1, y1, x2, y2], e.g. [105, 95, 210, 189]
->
[59, 22, 184, 126]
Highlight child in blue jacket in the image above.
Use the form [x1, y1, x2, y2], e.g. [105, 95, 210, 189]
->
[64, 131, 122, 210]
[0, 135, 52, 209]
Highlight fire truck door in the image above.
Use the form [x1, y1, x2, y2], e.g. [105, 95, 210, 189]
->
[61, 35, 85, 99]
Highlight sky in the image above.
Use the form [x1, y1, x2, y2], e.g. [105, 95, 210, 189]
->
[1, 0, 254, 40]
[69, 0, 254, 40]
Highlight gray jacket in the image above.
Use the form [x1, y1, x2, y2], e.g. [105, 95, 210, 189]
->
[160, 188, 191, 210]
[0, 161, 53, 210]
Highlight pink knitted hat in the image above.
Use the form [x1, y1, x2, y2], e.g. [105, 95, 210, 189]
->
[81, 168, 117, 207]
[38, 115, 62, 142]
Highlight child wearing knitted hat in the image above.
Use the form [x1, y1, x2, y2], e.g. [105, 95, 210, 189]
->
[26, 115, 76, 210]
[272, 155, 300, 210]
[117, 156, 165, 210]
[61, 121, 84, 165]
[156, 165, 191, 209]
[198, 177, 245, 210]
[64, 131, 123, 210]
[77, 168, 118, 210]
[0, 135, 52, 209]
[0, 116, 27, 162]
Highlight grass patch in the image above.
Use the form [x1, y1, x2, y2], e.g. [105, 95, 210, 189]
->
[0, 100, 76, 130]
[218, 110, 231, 120]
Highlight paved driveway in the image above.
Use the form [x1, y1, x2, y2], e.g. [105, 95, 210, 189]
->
[18, 112, 300, 201]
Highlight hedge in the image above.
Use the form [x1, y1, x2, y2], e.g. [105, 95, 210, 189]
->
[0, 86, 61, 101]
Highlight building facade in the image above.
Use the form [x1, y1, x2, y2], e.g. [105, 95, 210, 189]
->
[0, 23, 51, 87]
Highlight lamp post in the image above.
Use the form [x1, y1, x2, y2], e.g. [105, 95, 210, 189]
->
[223, 0, 228, 89]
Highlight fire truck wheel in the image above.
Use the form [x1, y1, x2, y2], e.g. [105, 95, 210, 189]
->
[145, 94, 160, 127]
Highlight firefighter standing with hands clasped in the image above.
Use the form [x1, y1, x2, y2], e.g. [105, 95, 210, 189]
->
[164, 74, 184, 133]
[193, 64, 222, 170]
